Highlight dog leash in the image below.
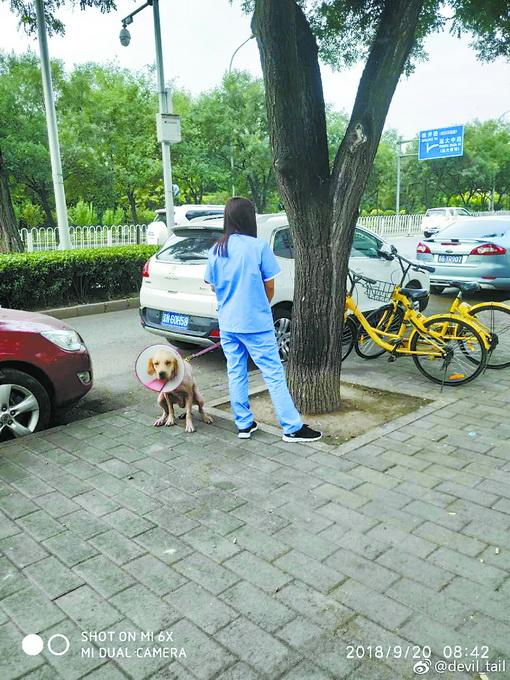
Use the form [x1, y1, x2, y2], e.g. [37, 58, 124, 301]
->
[184, 341, 222, 363]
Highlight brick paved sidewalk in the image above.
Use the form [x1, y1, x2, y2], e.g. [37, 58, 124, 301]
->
[1, 362, 510, 679]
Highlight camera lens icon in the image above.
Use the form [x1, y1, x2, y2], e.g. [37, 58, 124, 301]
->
[22, 634, 44, 656]
[22, 633, 70, 656]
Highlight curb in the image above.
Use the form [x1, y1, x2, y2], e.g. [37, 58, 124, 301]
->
[38, 297, 140, 320]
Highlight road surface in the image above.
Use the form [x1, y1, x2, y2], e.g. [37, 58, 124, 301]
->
[56, 235, 509, 425]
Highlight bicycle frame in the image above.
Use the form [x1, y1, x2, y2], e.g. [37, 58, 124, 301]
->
[377, 253, 494, 352]
[346, 293, 455, 357]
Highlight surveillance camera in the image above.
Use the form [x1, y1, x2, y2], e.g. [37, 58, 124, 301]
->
[119, 27, 131, 47]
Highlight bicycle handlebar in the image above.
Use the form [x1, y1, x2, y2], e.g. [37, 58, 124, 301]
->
[390, 248, 435, 274]
[348, 270, 377, 285]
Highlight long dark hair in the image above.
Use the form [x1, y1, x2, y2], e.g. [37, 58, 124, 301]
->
[214, 197, 257, 256]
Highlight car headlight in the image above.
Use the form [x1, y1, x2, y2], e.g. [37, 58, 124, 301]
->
[40, 330, 83, 352]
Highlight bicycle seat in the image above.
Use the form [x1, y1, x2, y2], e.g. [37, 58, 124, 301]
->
[450, 282, 481, 293]
[400, 287, 429, 301]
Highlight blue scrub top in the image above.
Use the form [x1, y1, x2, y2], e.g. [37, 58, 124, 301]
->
[204, 234, 281, 333]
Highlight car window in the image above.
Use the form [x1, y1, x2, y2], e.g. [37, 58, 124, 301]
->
[155, 213, 166, 222]
[426, 209, 446, 216]
[455, 208, 470, 216]
[351, 229, 381, 258]
[156, 230, 221, 263]
[185, 209, 224, 221]
[273, 228, 294, 259]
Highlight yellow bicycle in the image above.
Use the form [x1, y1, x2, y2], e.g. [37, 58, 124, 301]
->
[342, 270, 490, 386]
[356, 248, 507, 369]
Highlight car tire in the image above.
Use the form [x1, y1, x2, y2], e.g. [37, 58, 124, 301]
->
[0, 368, 51, 440]
[430, 285, 445, 295]
[272, 305, 292, 361]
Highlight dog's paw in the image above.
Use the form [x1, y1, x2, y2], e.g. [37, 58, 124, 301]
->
[165, 416, 176, 427]
[185, 421, 196, 433]
[154, 416, 167, 427]
[202, 413, 213, 424]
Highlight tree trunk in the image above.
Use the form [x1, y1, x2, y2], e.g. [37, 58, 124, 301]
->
[127, 190, 138, 223]
[0, 148, 23, 253]
[253, 0, 423, 413]
[38, 191, 55, 228]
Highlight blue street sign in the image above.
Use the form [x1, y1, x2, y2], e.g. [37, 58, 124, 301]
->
[418, 125, 464, 161]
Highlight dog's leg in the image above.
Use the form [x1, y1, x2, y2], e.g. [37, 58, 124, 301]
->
[184, 392, 195, 433]
[164, 393, 176, 426]
[154, 391, 169, 427]
[194, 385, 213, 424]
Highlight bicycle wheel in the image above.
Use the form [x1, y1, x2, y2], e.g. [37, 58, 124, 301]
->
[355, 305, 404, 359]
[468, 303, 510, 369]
[342, 316, 356, 361]
[410, 315, 487, 386]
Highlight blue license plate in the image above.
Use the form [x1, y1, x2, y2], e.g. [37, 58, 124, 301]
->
[161, 312, 189, 329]
[438, 255, 463, 264]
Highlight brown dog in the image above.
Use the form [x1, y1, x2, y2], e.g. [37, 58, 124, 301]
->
[147, 348, 212, 433]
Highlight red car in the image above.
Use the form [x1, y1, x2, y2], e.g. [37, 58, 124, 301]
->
[0, 308, 92, 439]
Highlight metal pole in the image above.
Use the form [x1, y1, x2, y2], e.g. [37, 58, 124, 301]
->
[152, 0, 175, 231]
[34, 0, 71, 250]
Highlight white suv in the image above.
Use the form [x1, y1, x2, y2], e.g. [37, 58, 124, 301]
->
[146, 205, 224, 245]
[139, 215, 429, 359]
[421, 207, 471, 238]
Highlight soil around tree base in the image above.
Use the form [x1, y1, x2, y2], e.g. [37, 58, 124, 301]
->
[217, 383, 430, 445]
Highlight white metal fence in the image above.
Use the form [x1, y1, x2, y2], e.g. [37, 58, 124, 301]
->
[19, 224, 149, 252]
[357, 214, 422, 237]
[18, 211, 510, 251]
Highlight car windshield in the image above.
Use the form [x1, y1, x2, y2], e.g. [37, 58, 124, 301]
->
[433, 220, 509, 240]
[156, 230, 221, 263]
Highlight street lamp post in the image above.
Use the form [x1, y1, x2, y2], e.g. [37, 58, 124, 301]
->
[120, 0, 176, 233]
[227, 35, 254, 197]
[34, 0, 72, 250]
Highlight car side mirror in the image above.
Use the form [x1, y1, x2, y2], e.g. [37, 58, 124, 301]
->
[377, 244, 394, 260]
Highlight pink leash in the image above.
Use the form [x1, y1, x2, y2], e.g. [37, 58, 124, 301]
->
[183, 341, 222, 363]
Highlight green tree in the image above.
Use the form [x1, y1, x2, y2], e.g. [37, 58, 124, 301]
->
[60, 63, 161, 223]
[172, 72, 276, 212]
[0, 53, 61, 227]
[171, 89, 229, 205]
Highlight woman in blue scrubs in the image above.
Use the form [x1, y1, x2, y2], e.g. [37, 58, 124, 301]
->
[205, 197, 321, 443]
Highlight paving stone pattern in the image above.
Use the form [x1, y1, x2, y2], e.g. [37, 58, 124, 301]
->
[1, 359, 510, 679]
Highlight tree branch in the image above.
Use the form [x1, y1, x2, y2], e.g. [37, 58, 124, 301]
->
[330, 0, 424, 234]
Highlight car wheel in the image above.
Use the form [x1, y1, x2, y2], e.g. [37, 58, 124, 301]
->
[0, 368, 51, 440]
[273, 306, 292, 361]
[430, 285, 445, 295]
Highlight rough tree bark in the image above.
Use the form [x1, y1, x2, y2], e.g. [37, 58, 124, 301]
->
[0, 147, 23, 252]
[253, 0, 423, 413]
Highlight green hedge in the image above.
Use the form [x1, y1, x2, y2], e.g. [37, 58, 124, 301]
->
[0, 245, 158, 311]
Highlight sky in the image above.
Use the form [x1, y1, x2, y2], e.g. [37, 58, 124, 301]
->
[0, 0, 509, 138]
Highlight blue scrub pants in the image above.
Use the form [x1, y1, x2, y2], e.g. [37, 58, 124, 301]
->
[221, 330, 303, 435]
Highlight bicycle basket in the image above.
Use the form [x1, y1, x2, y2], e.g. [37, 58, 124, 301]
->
[358, 279, 396, 303]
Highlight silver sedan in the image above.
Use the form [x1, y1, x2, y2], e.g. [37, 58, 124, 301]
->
[416, 216, 510, 293]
